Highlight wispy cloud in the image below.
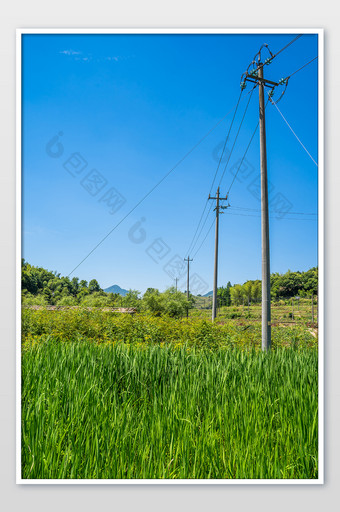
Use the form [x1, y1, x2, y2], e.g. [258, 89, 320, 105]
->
[59, 49, 82, 56]
[59, 50, 132, 63]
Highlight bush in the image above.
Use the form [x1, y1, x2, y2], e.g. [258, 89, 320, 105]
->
[142, 287, 190, 318]
[80, 292, 111, 308]
[22, 293, 48, 306]
[56, 296, 77, 306]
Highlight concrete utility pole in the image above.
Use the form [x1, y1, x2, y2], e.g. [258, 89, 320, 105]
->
[243, 59, 278, 350]
[258, 64, 272, 350]
[208, 187, 228, 322]
[184, 256, 193, 318]
[184, 257, 193, 300]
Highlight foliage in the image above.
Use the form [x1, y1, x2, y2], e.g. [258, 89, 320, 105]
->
[230, 284, 243, 305]
[21, 260, 105, 305]
[270, 267, 318, 298]
[22, 308, 317, 350]
[228, 268, 317, 304]
[217, 281, 232, 306]
[22, 340, 318, 479]
[142, 287, 190, 318]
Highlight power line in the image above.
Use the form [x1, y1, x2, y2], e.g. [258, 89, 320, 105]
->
[245, 34, 303, 75]
[284, 56, 318, 80]
[184, 88, 249, 260]
[218, 86, 256, 188]
[269, 94, 318, 166]
[271, 34, 303, 60]
[270, 55, 318, 104]
[67, 96, 248, 277]
[226, 98, 270, 196]
[187, 86, 257, 260]
[209, 91, 244, 196]
[192, 217, 215, 259]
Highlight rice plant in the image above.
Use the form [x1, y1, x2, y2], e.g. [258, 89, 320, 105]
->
[22, 339, 318, 479]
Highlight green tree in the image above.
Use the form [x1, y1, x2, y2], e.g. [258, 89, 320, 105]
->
[251, 281, 261, 303]
[142, 289, 164, 315]
[122, 290, 141, 309]
[230, 284, 243, 306]
[162, 287, 190, 318]
[88, 279, 101, 293]
[242, 281, 253, 305]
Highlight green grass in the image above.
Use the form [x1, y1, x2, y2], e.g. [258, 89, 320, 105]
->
[22, 339, 318, 479]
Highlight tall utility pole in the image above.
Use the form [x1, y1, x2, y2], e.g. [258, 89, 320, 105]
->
[208, 187, 228, 322]
[258, 64, 271, 351]
[243, 57, 278, 350]
[184, 256, 193, 318]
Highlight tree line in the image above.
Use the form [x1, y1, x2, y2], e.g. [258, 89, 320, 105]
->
[22, 260, 317, 315]
[21, 260, 191, 317]
[217, 267, 318, 307]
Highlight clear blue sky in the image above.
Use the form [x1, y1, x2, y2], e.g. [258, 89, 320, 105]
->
[22, 32, 319, 294]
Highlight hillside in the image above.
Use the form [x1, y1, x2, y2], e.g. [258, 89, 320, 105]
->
[104, 284, 128, 296]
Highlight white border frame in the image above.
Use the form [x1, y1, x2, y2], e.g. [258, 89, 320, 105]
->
[16, 27, 324, 485]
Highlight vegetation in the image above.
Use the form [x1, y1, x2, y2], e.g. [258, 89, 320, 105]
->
[227, 268, 317, 306]
[22, 308, 317, 349]
[22, 338, 318, 479]
[22, 260, 318, 320]
[21, 261, 190, 316]
[21, 263, 319, 480]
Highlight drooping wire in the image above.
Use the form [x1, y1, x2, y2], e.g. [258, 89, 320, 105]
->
[227, 120, 259, 195]
[187, 86, 256, 261]
[269, 93, 318, 167]
[272, 55, 318, 104]
[67, 94, 248, 277]
[218, 85, 257, 189]
[245, 34, 303, 77]
[184, 88, 246, 261]
[269, 34, 303, 61]
[284, 56, 318, 81]
[226, 97, 270, 196]
[192, 217, 216, 259]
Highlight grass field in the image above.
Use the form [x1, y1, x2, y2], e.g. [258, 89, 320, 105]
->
[21, 309, 318, 480]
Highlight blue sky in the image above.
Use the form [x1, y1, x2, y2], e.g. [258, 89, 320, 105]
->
[22, 33, 319, 294]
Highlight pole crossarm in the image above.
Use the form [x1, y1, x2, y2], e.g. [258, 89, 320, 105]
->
[244, 75, 279, 88]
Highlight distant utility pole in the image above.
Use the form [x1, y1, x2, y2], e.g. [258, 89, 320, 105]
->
[184, 256, 193, 318]
[174, 277, 178, 291]
[242, 54, 279, 350]
[184, 257, 193, 300]
[208, 187, 229, 322]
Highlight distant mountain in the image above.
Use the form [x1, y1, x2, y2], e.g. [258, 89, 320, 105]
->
[104, 284, 129, 296]
[203, 290, 213, 297]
